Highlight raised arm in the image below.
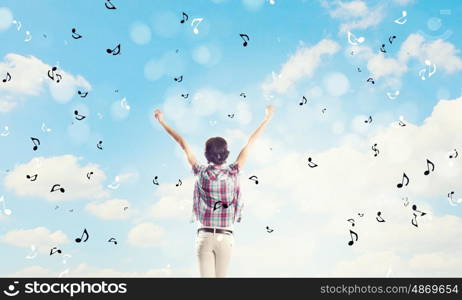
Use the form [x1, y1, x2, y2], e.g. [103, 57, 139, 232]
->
[153, 109, 197, 167]
[235, 105, 275, 169]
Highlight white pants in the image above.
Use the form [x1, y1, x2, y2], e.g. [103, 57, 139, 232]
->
[196, 231, 234, 277]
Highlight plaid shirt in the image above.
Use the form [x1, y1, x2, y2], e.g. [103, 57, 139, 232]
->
[191, 162, 243, 227]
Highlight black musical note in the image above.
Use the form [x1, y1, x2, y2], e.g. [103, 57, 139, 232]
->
[180, 12, 189, 23]
[31, 137, 40, 151]
[174, 75, 183, 82]
[26, 174, 38, 182]
[49, 247, 62, 255]
[175, 179, 182, 187]
[249, 175, 259, 184]
[366, 77, 375, 84]
[50, 184, 65, 193]
[105, 0, 117, 10]
[307, 157, 318, 168]
[380, 44, 387, 53]
[239, 33, 250, 47]
[213, 201, 229, 211]
[108, 237, 118, 245]
[181, 93, 189, 99]
[347, 219, 355, 226]
[77, 90, 88, 98]
[423, 159, 435, 176]
[2, 72, 11, 82]
[86, 171, 93, 180]
[75, 228, 89, 243]
[357, 213, 364, 217]
[74, 110, 86, 121]
[364, 116, 372, 123]
[55, 74, 62, 83]
[348, 229, 358, 246]
[449, 149, 458, 159]
[376, 211, 385, 222]
[152, 176, 159, 186]
[106, 44, 121, 55]
[397, 172, 409, 188]
[398, 120, 406, 127]
[322, 108, 327, 114]
[71, 28, 82, 39]
[412, 204, 426, 217]
[388, 35, 396, 44]
[371, 143, 379, 157]
[266, 226, 274, 233]
[48, 67, 62, 83]
[97, 141, 103, 150]
[240, 92, 246, 98]
[228, 114, 235, 118]
[357, 67, 361, 72]
[299, 96, 308, 106]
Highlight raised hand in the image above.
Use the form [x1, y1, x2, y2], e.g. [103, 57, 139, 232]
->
[153, 109, 164, 122]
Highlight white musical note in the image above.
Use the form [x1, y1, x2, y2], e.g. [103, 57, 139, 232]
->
[191, 18, 203, 35]
[25, 245, 38, 259]
[0, 196, 12, 215]
[120, 97, 130, 110]
[394, 10, 407, 25]
[12, 20, 21, 31]
[419, 60, 436, 80]
[107, 176, 121, 190]
[24, 30, 32, 42]
[0, 126, 9, 137]
[386, 90, 400, 100]
[347, 31, 365, 46]
[41, 122, 51, 133]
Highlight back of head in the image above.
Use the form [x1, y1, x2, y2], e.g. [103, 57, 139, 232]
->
[205, 137, 230, 165]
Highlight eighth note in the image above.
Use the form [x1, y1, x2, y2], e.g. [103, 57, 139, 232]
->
[50, 184, 65, 193]
[397, 172, 409, 188]
[249, 175, 259, 184]
[105, 0, 117, 10]
[174, 75, 183, 82]
[75, 228, 89, 243]
[180, 12, 189, 24]
[376, 211, 385, 223]
[106, 44, 121, 55]
[347, 229, 358, 246]
[423, 159, 435, 176]
[97, 141, 103, 150]
[364, 115, 372, 123]
[299, 96, 308, 106]
[49, 247, 62, 255]
[371, 143, 379, 157]
[307, 157, 318, 168]
[239, 33, 250, 47]
[86, 171, 93, 180]
[175, 179, 182, 187]
[31, 137, 40, 151]
[228, 114, 235, 118]
[71, 28, 82, 39]
[152, 176, 159, 186]
[26, 174, 38, 182]
[449, 149, 458, 159]
[108, 238, 118, 245]
[366, 77, 375, 84]
[77, 90, 88, 98]
[266, 226, 274, 233]
[74, 110, 86, 121]
[2, 72, 11, 83]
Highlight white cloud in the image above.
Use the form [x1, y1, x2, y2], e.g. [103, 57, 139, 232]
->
[85, 199, 131, 220]
[393, 0, 415, 6]
[261, 39, 340, 94]
[148, 180, 193, 220]
[367, 54, 408, 79]
[0, 8, 13, 31]
[0, 54, 91, 112]
[4, 155, 108, 201]
[329, 0, 368, 19]
[0, 227, 68, 254]
[128, 223, 166, 248]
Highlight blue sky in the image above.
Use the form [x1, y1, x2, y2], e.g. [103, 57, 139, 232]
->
[1, 0, 462, 277]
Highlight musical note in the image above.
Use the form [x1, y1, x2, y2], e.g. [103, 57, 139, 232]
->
[364, 115, 372, 123]
[322, 108, 327, 114]
[12, 20, 21, 31]
[180, 12, 189, 24]
[307, 157, 318, 168]
[403, 197, 409, 207]
[376, 211, 386, 222]
[31, 137, 40, 151]
[347, 219, 355, 226]
[380, 44, 387, 53]
[152, 176, 159, 186]
[106, 44, 121, 55]
[239, 34, 250, 47]
[41, 123, 51, 133]
[191, 18, 203, 34]
[240, 92, 247, 98]
[266, 226, 274, 233]
[412, 204, 426, 217]
[299, 96, 308, 106]
[108, 238, 118, 245]
[371, 143, 379, 157]
[86, 171, 94, 180]
[49, 247, 62, 255]
[386, 90, 400, 100]
[448, 191, 457, 206]
[97, 140, 103, 150]
[75, 228, 89, 243]
[398, 116, 406, 127]
[174, 75, 183, 82]
[0, 196, 12, 215]
[175, 179, 182, 187]
[71, 28, 82, 39]
[357, 67, 361, 72]
[2, 72, 11, 83]
[124, 206, 128, 211]
[213, 201, 229, 211]
[411, 204, 426, 228]
[397, 172, 409, 188]
[105, 0, 117, 10]
[47, 66, 60, 82]
[449, 149, 458, 159]
[25, 245, 37, 259]
[24, 30, 32, 42]
[77, 90, 88, 98]
[366, 77, 375, 84]
[26, 174, 38, 182]
[120, 97, 130, 110]
[347, 31, 365, 45]
[388, 35, 397, 44]
[419, 60, 436, 80]
[0, 126, 9, 136]
[227, 114, 235, 118]
[394, 10, 407, 25]
[50, 184, 65, 193]
[423, 159, 435, 176]
[347, 229, 358, 246]
[181, 93, 189, 99]
[249, 175, 259, 184]
[74, 110, 86, 121]
[358, 213, 364, 217]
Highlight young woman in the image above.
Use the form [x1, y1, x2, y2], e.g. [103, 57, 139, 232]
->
[153, 105, 275, 277]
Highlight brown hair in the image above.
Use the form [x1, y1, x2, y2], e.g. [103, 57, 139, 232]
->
[205, 137, 229, 165]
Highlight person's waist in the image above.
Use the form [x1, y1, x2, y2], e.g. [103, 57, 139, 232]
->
[197, 226, 233, 235]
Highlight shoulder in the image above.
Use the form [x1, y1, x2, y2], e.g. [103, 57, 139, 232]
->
[192, 163, 207, 175]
